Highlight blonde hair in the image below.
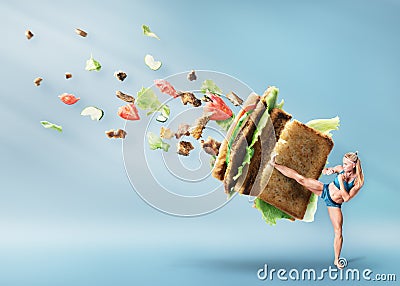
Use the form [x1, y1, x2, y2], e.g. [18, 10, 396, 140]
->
[345, 151, 364, 189]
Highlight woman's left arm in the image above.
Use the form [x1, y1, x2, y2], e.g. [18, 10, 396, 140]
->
[338, 174, 361, 202]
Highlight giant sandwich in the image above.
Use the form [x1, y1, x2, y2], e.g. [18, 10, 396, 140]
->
[212, 86, 339, 224]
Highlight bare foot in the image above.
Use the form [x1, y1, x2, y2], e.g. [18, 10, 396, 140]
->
[334, 259, 344, 270]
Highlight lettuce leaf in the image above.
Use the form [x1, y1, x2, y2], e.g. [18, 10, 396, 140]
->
[200, 79, 222, 95]
[264, 86, 284, 113]
[85, 54, 101, 71]
[254, 198, 292, 225]
[233, 109, 270, 180]
[147, 132, 170, 151]
[215, 115, 234, 132]
[142, 24, 160, 40]
[306, 116, 340, 137]
[40, 121, 62, 132]
[302, 193, 318, 222]
[136, 87, 169, 121]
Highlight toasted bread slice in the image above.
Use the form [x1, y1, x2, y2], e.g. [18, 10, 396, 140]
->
[235, 108, 292, 195]
[258, 120, 334, 220]
[212, 93, 260, 181]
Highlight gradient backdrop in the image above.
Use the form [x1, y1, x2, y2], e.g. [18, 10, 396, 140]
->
[1, 1, 399, 285]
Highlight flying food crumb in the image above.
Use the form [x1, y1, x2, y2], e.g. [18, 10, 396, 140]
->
[160, 127, 174, 139]
[187, 70, 197, 81]
[75, 28, 87, 37]
[105, 129, 127, 139]
[191, 114, 210, 140]
[226, 91, 243, 106]
[179, 92, 202, 107]
[65, 73, 72, 79]
[25, 30, 34, 40]
[116, 90, 135, 103]
[177, 141, 194, 156]
[114, 71, 127, 82]
[175, 123, 191, 139]
[201, 94, 213, 102]
[200, 137, 221, 156]
[34, 77, 43, 86]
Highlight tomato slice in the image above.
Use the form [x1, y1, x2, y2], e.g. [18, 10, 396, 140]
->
[204, 92, 233, 121]
[118, 103, 140, 121]
[59, 93, 80, 105]
[154, 79, 179, 98]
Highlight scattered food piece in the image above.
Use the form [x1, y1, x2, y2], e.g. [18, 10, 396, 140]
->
[226, 91, 243, 106]
[147, 132, 170, 151]
[156, 105, 170, 122]
[200, 79, 222, 95]
[187, 70, 197, 81]
[81, 106, 104, 121]
[25, 30, 34, 40]
[105, 129, 127, 139]
[114, 70, 127, 81]
[136, 87, 166, 117]
[160, 127, 174, 139]
[118, 103, 140, 121]
[59, 93, 80, 105]
[65, 72, 72, 79]
[144, 54, 162, 71]
[142, 24, 160, 40]
[200, 94, 213, 102]
[179, 92, 202, 107]
[75, 28, 87, 37]
[200, 137, 221, 156]
[177, 141, 194, 156]
[175, 123, 191, 139]
[154, 79, 179, 98]
[34, 77, 43, 86]
[116, 90, 135, 103]
[85, 54, 101, 71]
[203, 91, 233, 120]
[40, 121, 62, 132]
[191, 114, 210, 140]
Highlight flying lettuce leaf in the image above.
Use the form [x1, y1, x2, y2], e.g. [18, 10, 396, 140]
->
[136, 87, 169, 120]
[306, 116, 340, 137]
[254, 198, 292, 225]
[85, 54, 101, 71]
[142, 24, 160, 40]
[40, 121, 62, 132]
[200, 80, 222, 95]
[147, 132, 170, 151]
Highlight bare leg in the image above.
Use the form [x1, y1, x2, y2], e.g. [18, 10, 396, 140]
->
[328, 207, 344, 269]
[272, 163, 324, 195]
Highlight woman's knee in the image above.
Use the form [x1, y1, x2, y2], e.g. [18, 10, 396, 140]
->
[334, 226, 343, 237]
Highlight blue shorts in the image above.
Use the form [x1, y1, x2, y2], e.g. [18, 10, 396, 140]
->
[321, 184, 342, 208]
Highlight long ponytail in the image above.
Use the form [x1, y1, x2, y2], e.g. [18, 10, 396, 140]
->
[345, 151, 364, 190]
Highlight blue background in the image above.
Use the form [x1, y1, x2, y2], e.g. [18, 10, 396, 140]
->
[1, 0, 399, 285]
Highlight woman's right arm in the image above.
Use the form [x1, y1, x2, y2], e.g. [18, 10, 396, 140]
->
[322, 165, 343, 175]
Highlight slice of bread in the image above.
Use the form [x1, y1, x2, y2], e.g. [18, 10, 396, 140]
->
[258, 120, 334, 219]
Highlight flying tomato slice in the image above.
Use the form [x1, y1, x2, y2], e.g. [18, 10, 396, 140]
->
[203, 92, 233, 121]
[118, 103, 140, 121]
[154, 79, 179, 98]
[59, 93, 80, 105]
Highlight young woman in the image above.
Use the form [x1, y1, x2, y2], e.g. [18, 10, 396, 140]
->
[269, 151, 364, 269]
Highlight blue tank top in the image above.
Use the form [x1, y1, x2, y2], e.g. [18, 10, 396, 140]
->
[333, 171, 355, 192]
